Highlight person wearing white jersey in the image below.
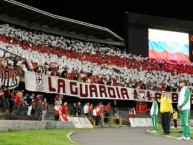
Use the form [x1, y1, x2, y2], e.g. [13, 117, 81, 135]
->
[150, 97, 158, 132]
[177, 80, 191, 141]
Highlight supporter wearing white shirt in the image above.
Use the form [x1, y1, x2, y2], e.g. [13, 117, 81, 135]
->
[83, 102, 89, 117]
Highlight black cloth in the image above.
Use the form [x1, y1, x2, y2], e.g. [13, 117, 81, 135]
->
[161, 112, 171, 134]
[104, 111, 109, 123]
[77, 105, 81, 115]
[93, 116, 98, 126]
[115, 118, 119, 125]
[54, 114, 59, 121]
[173, 119, 177, 128]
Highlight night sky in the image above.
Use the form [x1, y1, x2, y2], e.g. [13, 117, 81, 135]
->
[15, 0, 192, 38]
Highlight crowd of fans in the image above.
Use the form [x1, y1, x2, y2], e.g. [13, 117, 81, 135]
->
[1, 23, 193, 122]
[0, 24, 193, 93]
[0, 89, 115, 124]
[0, 88, 47, 119]
[53, 98, 113, 125]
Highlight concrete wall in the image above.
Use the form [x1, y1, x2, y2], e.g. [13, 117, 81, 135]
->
[0, 120, 75, 131]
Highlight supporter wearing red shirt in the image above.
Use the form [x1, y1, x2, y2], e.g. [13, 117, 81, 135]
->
[15, 92, 22, 106]
[60, 102, 68, 121]
[61, 102, 68, 115]
[15, 91, 22, 115]
[88, 104, 93, 116]
[105, 103, 111, 113]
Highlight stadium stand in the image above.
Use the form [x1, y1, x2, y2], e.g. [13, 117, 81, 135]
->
[0, 0, 192, 124]
[0, 24, 193, 93]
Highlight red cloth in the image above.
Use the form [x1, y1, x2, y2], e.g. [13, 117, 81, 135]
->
[0, 91, 4, 98]
[105, 104, 111, 112]
[88, 105, 93, 115]
[15, 94, 22, 105]
[54, 110, 59, 115]
[61, 105, 68, 115]
[60, 114, 68, 121]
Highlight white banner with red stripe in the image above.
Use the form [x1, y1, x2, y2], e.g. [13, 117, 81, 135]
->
[25, 71, 193, 104]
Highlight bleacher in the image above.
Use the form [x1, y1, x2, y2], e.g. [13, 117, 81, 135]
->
[1, 24, 193, 93]
[0, 0, 192, 127]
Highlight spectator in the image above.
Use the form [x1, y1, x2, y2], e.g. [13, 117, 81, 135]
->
[114, 111, 120, 125]
[54, 101, 61, 121]
[160, 91, 173, 135]
[42, 98, 48, 121]
[150, 97, 158, 132]
[83, 102, 89, 117]
[129, 107, 136, 118]
[177, 80, 191, 140]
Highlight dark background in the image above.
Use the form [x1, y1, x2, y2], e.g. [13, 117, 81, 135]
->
[14, 0, 193, 60]
[11, 1, 193, 108]
[15, 0, 193, 38]
[127, 13, 193, 60]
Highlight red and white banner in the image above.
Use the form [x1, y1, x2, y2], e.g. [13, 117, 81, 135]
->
[25, 72, 193, 104]
[0, 68, 20, 89]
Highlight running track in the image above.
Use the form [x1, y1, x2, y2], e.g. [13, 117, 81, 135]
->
[71, 127, 193, 145]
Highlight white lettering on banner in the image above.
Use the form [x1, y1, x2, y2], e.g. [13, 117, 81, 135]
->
[25, 72, 193, 104]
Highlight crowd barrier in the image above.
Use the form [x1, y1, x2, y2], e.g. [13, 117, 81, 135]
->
[0, 120, 75, 131]
[129, 118, 152, 127]
[90, 116, 123, 127]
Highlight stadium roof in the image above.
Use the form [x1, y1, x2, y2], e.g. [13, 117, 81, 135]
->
[0, 0, 124, 46]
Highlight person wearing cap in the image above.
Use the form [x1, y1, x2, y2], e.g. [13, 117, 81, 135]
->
[160, 90, 173, 135]
[177, 80, 191, 140]
[150, 96, 158, 132]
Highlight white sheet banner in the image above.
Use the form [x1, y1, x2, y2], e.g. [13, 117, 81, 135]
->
[129, 118, 152, 127]
[25, 71, 193, 104]
[67, 117, 93, 128]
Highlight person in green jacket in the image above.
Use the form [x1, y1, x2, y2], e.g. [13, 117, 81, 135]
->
[177, 80, 191, 141]
[150, 96, 158, 132]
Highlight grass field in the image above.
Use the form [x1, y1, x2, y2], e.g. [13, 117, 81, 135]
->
[152, 126, 193, 138]
[1, 126, 192, 145]
[0, 129, 86, 145]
